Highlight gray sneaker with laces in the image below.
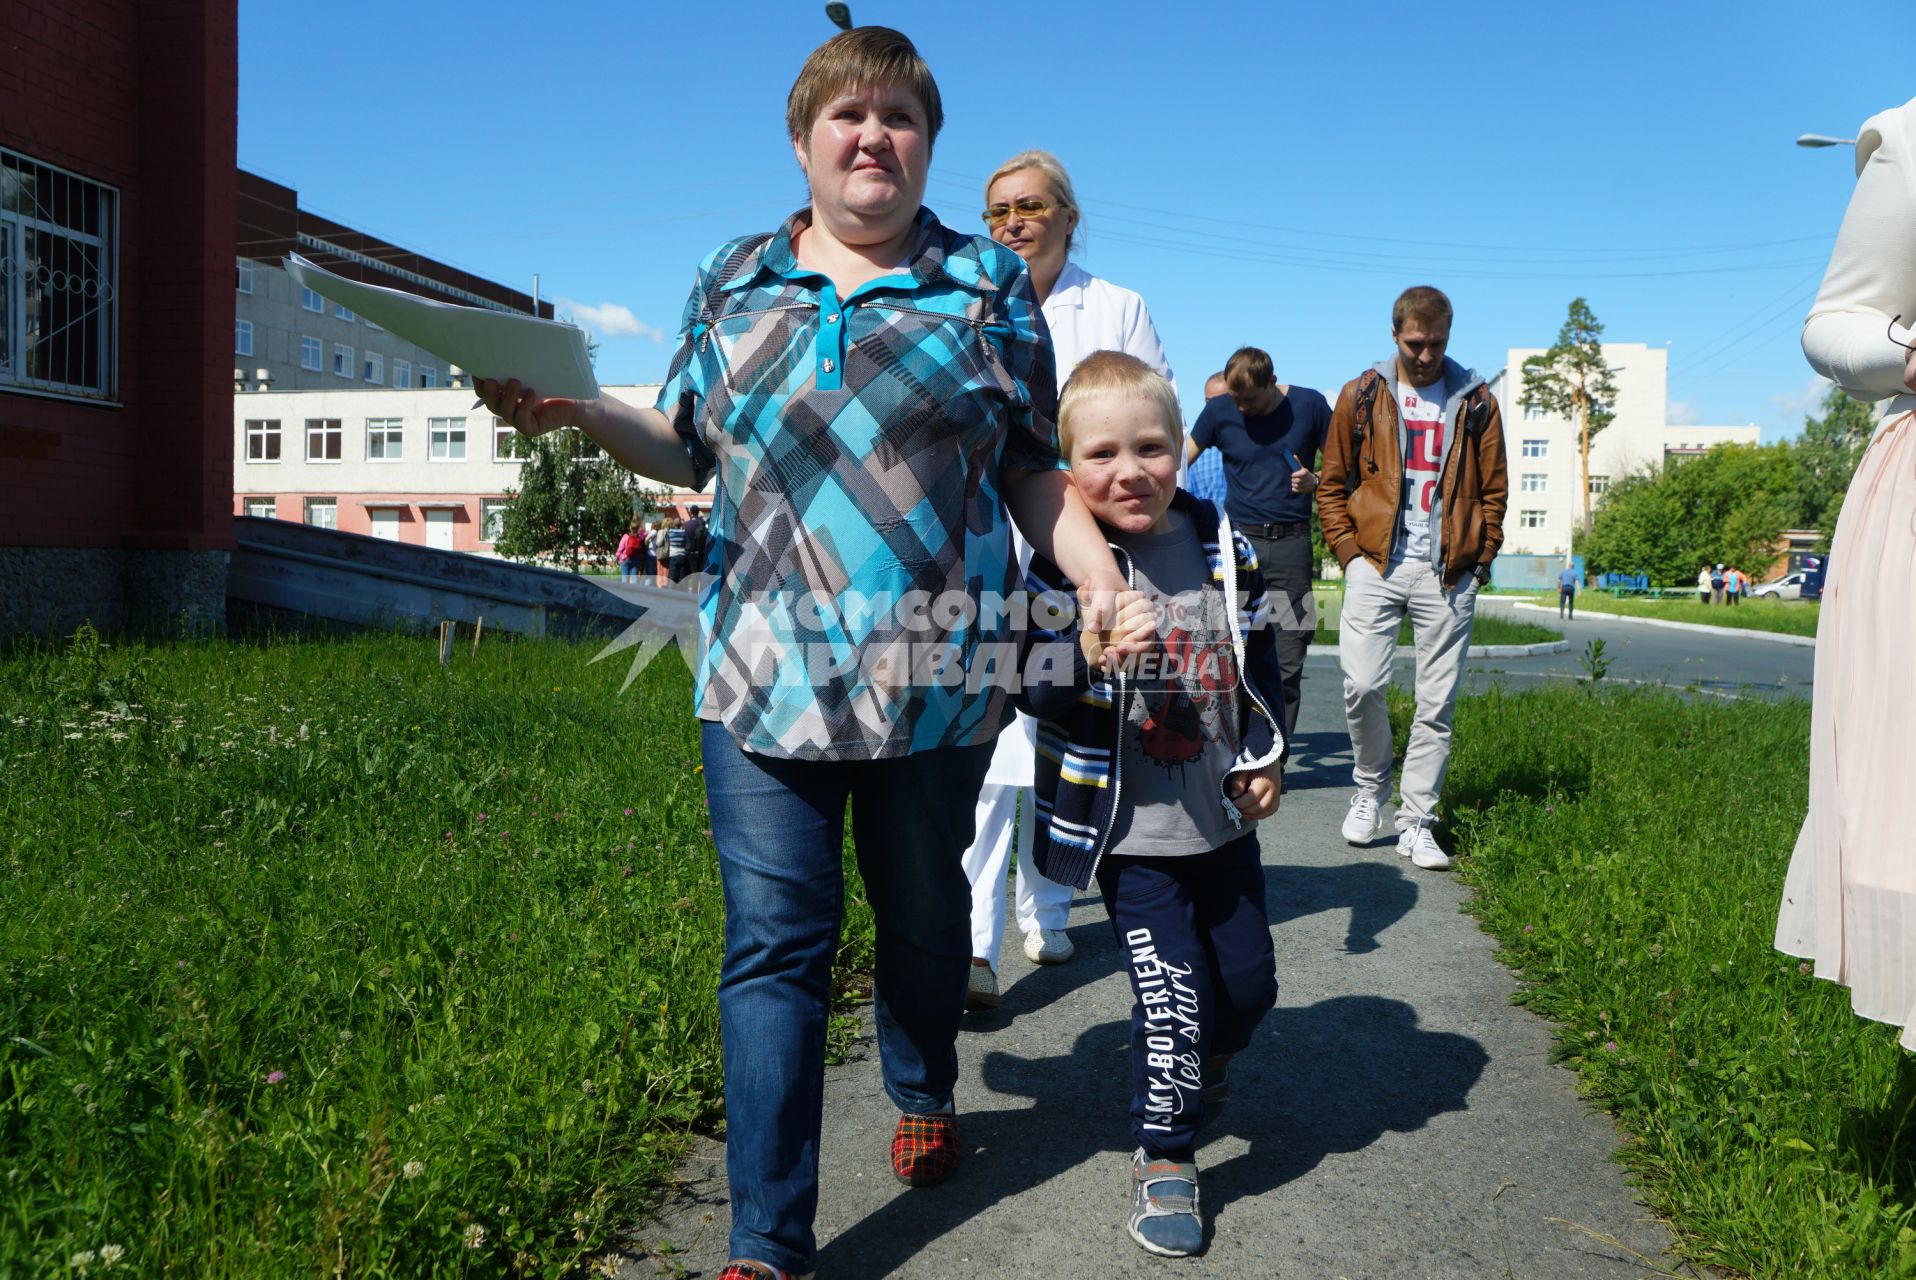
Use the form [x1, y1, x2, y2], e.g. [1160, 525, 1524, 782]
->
[1127, 1148, 1203, 1257]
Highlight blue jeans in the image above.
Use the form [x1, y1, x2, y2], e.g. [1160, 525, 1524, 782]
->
[699, 720, 995, 1273]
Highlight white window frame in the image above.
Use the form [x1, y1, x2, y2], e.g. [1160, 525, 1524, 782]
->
[493, 417, 530, 461]
[1519, 509, 1547, 530]
[1588, 474, 1611, 495]
[365, 417, 403, 462]
[332, 343, 353, 378]
[572, 430, 605, 462]
[1, 147, 121, 402]
[363, 350, 383, 384]
[235, 318, 253, 357]
[1520, 473, 1547, 494]
[333, 302, 355, 322]
[244, 418, 282, 463]
[481, 498, 509, 542]
[299, 335, 323, 371]
[1521, 439, 1548, 459]
[305, 418, 343, 463]
[1523, 404, 1547, 421]
[303, 497, 338, 529]
[243, 497, 276, 519]
[421, 365, 439, 389]
[236, 258, 254, 294]
[429, 416, 467, 461]
[392, 358, 411, 388]
[301, 286, 324, 313]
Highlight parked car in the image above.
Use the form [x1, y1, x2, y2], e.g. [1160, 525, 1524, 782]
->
[1753, 571, 1807, 601]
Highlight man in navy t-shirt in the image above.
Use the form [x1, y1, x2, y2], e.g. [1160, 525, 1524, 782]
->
[1187, 346, 1333, 763]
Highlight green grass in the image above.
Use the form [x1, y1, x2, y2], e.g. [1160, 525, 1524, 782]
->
[1540, 592, 1821, 638]
[1425, 684, 1916, 1278]
[0, 627, 871, 1278]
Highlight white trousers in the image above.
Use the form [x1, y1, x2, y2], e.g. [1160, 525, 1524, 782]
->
[1339, 557, 1479, 828]
[962, 780, 1074, 974]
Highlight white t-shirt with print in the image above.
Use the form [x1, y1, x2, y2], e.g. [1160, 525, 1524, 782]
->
[1396, 380, 1447, 562]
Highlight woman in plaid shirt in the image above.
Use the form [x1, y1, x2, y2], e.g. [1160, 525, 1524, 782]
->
[480, 27, 1141, 1280]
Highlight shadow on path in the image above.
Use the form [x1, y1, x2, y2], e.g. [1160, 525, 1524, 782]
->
[1279, 728, 1352, 793]
[814, 998, 1486, 1274]
[1266, 861, 1419, 954]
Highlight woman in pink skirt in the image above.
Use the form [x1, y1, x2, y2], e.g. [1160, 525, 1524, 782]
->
[1775, 95, 1916, 1050]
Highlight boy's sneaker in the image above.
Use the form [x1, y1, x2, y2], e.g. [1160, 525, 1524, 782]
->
[965, 960, 1000, 1011]
[891, 1111, 961, 1186]
[1023, 928, 1074, 965]
[1341, 792, 1385, 845]
[1398, 824, 1452, 871]
[1127, 1149, 1204, 1257]
[717, 1264, 813, 1280]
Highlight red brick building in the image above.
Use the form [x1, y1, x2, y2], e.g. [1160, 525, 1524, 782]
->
[0, 0, 237, 635]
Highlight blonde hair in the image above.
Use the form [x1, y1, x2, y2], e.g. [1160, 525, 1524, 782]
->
[786, 26, 943, 148]
[1058, 350, 1183, 460]
[985, 149, 1080, 253]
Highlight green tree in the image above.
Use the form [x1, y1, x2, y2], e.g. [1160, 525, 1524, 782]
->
[492, 431, 649, 572]
[1521, 298, 1620, 540]
[1791, 384, 1875, 545]
[1581, 443, 1800, 584]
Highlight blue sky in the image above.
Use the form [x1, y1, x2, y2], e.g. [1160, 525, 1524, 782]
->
[239, 1, 1914, 442]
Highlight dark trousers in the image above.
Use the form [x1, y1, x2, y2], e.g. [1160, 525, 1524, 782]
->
[1096, 834, 1276, 1162]
[1559, 586, 1575, 619]
[1239, 527, 1315, 762]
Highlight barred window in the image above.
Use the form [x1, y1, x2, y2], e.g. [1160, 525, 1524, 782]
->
[1, 148, 119, 401]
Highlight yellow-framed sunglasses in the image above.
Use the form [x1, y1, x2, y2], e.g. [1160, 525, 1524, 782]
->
[982, 197, 1065, 228]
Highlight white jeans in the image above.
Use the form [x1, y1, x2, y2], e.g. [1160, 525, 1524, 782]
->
[961, 780, 1074, 974]
[1339, 557, 1479, 828]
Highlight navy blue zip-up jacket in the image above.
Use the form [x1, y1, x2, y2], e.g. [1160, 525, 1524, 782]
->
[1013, 491, 1287, 890]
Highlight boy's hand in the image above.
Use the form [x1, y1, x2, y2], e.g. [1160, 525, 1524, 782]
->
[1227, 764, 1283, 820]
[1081, 590, 1156, 673]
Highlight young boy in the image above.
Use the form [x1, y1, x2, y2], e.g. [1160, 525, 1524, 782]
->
[1015, 350, 1284, 1258]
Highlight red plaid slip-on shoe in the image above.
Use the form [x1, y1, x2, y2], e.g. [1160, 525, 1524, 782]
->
[890, 1110, 961, 1186]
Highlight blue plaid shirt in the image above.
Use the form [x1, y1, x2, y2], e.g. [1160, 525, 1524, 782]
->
[1187, 446, 1228, 510]
[656, 207, 1060, 761]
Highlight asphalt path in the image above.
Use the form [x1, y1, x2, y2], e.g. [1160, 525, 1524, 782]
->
[619, 610, 1773, 1277]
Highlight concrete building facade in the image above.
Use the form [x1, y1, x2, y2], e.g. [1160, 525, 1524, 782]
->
[1488, 343, 1759, 557]
[231, 385, 696, 554]
[233, 170, 552, 393]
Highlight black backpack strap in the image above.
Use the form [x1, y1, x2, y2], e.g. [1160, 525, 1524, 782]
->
[696, 232, 773, 329]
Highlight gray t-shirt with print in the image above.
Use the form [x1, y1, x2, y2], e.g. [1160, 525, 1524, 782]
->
[1106, 512, 1250, 857]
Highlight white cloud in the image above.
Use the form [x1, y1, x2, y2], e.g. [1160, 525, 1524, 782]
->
[557, 298, 667, 344]
[1665, 399, 1700, 426]
[1769, 374, 1832, 425]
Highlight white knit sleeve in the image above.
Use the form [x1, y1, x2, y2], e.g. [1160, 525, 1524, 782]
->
[1802, 100, 1916, 401]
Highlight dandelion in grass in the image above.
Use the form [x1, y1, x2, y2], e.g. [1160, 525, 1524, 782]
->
[403, 1160, 425, 1180]
[463, 1223, 488, 1250]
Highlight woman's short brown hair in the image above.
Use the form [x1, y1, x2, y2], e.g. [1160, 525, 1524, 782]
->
[786, 26, 943, 148]
[1392, 285, 1453, 333]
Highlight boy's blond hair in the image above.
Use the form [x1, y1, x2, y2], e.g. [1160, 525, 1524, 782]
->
[1058, 350, 1183, 460]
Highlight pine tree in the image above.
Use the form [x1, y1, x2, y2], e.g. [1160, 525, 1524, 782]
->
[1521, 299, 1620, 539]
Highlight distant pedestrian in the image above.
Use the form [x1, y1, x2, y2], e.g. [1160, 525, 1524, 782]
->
[1697, 565, 1712, 605]
[682, 508, 709, 578]
[1318, 285, 1508, 871]
[1710, 563, 1726, 606]
[665, 516, 688, 583]
[616, 517, 645, 585]
[1557, 562, 1579, 619]
[1184, 372, 1231, 512]
[1726, 565, 1744, 606]
[652, 520, 672, 587]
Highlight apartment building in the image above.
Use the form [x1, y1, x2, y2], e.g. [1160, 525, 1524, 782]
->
[234, 170, 551, 393]
[1490, 343, 1759, 556]
[232, 385, 693, 554]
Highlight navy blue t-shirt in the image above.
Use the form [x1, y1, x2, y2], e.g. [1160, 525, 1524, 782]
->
[1189, 387, 1333, 525]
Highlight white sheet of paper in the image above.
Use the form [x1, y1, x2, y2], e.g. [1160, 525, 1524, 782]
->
[284, 253, 600, 401]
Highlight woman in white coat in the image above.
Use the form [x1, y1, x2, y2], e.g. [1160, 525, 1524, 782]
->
[1775, 95, 1916, 1050]
[963, 149, 1176, 1007]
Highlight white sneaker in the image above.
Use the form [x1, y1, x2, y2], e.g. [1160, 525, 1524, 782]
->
[965, 961, 1001, 1010]
[1398, 825, 1452, 871]
[1341, 793, 1384, 845]
[1024, 928, 1075, 965]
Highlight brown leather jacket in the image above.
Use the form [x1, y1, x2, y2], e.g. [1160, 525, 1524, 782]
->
[1317, 361, 1508, 587]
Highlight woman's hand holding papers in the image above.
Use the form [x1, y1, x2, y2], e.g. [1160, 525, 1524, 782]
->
[475, 377, 697, 487]
[476, 377, 593, 439]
